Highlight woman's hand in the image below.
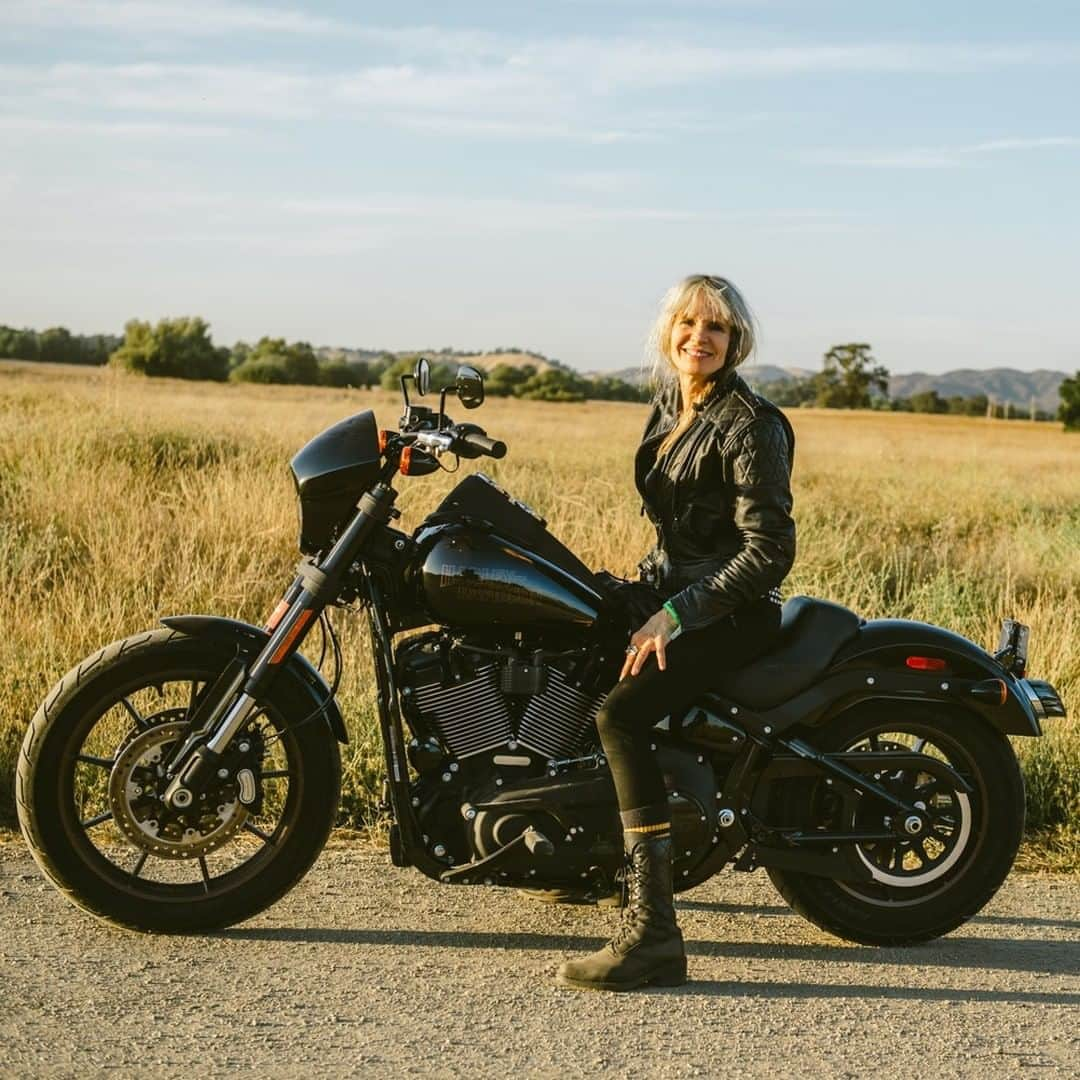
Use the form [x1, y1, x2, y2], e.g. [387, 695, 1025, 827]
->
[620, 607, 680, 679]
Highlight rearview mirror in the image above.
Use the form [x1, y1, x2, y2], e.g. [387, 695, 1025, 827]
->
[455, 365, 485, 409]
[414, 357, 431, 397]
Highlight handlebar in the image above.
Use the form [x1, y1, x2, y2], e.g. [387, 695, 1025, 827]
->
[412, 425, 506, 460]
[461, 431, 507, 459]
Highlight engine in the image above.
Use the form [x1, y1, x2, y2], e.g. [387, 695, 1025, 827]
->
[397, 631, 611, 766]
[395, 631, 718, 888]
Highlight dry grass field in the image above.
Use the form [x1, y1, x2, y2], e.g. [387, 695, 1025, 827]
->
[2, 360, 1077, 867]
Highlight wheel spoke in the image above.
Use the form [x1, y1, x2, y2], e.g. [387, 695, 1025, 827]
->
[243, 822, 275, 846]
[81, 810, 113, 828]
[912, 737, 927, 754]
[869, 733, 882, 751]
[77, 754, 115, 769]
[186, 680, 201, 720]
[131, 851, 148, 879]
[198, 856, 211, 894]
[120, 696, 150, 731]
[260, 769, 292, 780]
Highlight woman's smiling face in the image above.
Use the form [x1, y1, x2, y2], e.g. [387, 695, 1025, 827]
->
[668, 296, 731, 380]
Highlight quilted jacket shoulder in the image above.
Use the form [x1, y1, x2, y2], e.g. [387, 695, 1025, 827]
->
[634, 369, 796, 632]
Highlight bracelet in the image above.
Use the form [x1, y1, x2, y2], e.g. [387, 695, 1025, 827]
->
[662, 601, 683, 640]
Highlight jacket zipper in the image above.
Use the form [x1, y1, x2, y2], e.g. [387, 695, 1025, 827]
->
[669, 419, 712, 529]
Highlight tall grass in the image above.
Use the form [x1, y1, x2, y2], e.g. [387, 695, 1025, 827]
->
[2, 361, 1077, 865]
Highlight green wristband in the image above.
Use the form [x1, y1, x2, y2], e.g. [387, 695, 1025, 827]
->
[663, 601, 682, 637]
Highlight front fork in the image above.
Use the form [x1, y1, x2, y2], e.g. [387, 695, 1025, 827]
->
[161, 478, 401, 810]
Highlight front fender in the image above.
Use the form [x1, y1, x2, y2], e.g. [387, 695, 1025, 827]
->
[829, 618, 1041, 736]
[160, 614, 348, 743]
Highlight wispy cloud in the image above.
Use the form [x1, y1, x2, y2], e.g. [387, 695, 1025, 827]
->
[4, 62, 315, 118]
[0, 114, 231, 137]
[1, 0, 348, 37]
[8, 32, 1076, 146]
[809, 136, 1080, 168]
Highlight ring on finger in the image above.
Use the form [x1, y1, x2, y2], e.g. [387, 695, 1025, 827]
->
[625, 644, 639, 656]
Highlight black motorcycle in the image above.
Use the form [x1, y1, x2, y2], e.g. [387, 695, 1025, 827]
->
[18, 361, 1066, 945]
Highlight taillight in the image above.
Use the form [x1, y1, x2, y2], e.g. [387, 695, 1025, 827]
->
[906, 656, 948, 671]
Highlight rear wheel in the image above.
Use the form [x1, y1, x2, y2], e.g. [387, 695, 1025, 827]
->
[766, 703, 1025, 945]
[17, 629, 341, 932]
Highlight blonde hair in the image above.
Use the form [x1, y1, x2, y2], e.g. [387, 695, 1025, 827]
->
[647, 275, 757, 457]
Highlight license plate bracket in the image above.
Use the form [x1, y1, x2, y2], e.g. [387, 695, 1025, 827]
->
[994, 618, 1029, 676]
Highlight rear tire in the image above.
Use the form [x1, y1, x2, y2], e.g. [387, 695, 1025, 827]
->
[766, 703, 1025, 946]
[17, 629, 341, 932]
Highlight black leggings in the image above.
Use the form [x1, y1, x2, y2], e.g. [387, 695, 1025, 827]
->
[595, 599, 781, 819]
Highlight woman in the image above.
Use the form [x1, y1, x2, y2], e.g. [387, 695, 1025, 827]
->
[557, 274, 796, 992]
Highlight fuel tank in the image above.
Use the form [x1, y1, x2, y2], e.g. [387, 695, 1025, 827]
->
[417, 526, 602, 629]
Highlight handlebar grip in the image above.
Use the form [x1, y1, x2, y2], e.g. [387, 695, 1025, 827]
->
[462, 432, 507, 459]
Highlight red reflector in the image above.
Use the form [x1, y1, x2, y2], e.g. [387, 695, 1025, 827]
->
[399, 445, 413, 474]
[906, 656, 947, 671]
[378, 429, 391, 453]
[269, 609, 316, 665]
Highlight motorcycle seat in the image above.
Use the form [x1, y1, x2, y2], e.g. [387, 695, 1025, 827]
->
[706, 596, 863, 710]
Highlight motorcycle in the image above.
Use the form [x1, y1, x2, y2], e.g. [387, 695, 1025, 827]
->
[17, 360, 1067, 945]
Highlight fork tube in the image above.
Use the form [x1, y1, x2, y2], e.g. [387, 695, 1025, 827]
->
[165, 478, 401, 805]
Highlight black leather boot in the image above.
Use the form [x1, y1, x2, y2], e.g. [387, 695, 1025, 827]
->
[555, 833, 686, 991]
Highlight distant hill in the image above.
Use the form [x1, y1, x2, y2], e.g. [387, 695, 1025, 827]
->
[313, 344, 1069, 413]
[599, 363, 818, 388]
[885, 369, 1067, 414]
[316, 346, 556, 374]
[593, 363, 1068, 413]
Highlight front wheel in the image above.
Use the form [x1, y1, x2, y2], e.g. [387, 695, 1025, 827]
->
[766, 702, 1025, 945]
[17, 628, 342, 932]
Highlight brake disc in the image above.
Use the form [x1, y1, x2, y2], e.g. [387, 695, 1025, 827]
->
[108, 719, 249, 860]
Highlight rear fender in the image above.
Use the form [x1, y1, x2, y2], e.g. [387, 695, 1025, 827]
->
[822, 618, 1040, 737]
[160, 615, 348, 743]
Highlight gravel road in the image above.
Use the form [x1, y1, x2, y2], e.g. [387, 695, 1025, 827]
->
[1, 839, 1077, 1078]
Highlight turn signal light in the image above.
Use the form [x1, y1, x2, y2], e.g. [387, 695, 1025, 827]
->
[378, 429, 392, 453]
[906, 656, 947, 671]
[970, 679, 1008, 706]
[398, 446, 439, 476]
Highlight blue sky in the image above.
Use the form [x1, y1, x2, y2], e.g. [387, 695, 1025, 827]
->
[2, 1, 1078, 375]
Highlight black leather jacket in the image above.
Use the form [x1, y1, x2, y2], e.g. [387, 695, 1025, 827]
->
[634, 369, 796, 633]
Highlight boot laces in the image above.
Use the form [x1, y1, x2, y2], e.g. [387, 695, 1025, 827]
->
[608, 847, 648, 951]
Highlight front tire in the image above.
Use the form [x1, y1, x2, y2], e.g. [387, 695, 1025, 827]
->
[17, 629, 341, 932]
[766, 703, 1025, 945]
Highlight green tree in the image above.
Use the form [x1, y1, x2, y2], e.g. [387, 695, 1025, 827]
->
[248, 337, 319, 383]
[38, 326, 76, 364]
[229, 358, 293, 384]
[318, 360, 369, 388]
[0, 325, 40, 361]
[379, 355, 457, 393]
[110, 317, 229, 380]
[485, 363, 536, 397]
[1059, 372, 1080, 431]
[813, 343, 890, 409]
[907, 390, 947, 414]
[946, 393, 987, 416]
[587, 375, 649, 402]
[516, 368, 588, 402]
[759, 376, 816, 407]
[229, 341, 251, 370]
